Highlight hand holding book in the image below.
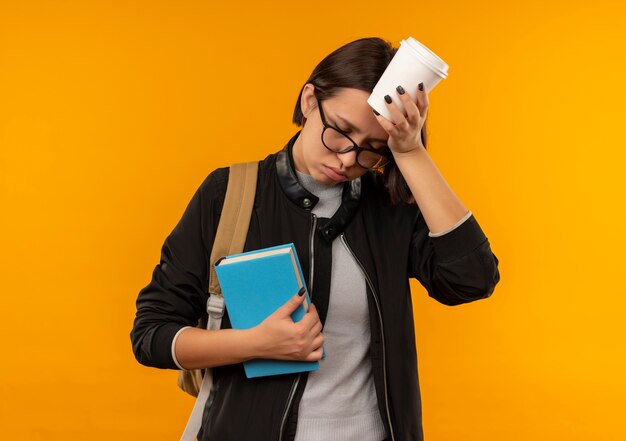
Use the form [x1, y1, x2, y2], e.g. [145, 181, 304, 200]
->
[251, 288, 325, 363]
[213, 243, 325, 378]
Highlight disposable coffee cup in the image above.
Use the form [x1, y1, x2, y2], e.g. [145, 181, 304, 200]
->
[368, 37, 449, 121]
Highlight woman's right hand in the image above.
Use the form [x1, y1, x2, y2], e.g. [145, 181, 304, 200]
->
[252, 292, 324, 362]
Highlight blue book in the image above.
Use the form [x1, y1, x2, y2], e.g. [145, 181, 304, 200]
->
[213, 243, 323, 378]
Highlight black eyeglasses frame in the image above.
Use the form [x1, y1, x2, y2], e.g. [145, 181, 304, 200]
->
[315, 96, 392, 170]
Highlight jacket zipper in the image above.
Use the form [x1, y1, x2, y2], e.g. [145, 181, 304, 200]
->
[339, 232, 396, 441]
[279, 213, 317, 441]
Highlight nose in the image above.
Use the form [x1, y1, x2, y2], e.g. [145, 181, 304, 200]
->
[337, 149, 358, 169]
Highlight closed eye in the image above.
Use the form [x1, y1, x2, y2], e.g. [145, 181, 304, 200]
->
[330, 121, 350, 133]
[331, 120, 387, 150]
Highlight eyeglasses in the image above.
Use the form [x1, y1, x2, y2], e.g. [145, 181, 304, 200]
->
[316, 96, 392, 171]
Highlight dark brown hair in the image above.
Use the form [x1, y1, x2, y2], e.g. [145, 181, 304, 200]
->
[292, 37, 427, 205]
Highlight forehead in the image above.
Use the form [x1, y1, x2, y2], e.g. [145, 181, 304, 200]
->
[327, 87, 372, 108]
[325, 88, 389, 141]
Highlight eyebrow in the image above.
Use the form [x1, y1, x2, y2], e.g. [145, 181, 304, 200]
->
[334, 114, 388, 143]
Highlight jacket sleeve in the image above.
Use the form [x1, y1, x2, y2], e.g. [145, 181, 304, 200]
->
[130, 169, 226, 369]
[408, 208, 501, 306]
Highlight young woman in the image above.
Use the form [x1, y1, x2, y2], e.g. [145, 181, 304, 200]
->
[131, 37, 500, 441]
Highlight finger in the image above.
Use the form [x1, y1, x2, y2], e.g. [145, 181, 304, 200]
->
[373, 109, 397, 134]
[307, 319, 323, 337]
[306, 346, 323, 362]
[382, 93, 409, 128]
[395, 84, 421, 122]
[312, 333, 324, 348]
[416, 83, 429, 119]
[302, 303, 321, 331]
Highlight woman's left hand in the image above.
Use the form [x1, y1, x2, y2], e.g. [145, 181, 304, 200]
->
[373, 83, 429, 155]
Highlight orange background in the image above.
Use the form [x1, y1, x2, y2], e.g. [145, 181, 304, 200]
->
[1, 0, 625, 439]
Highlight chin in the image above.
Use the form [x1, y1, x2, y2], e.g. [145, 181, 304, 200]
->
[317, 171, 335, 185]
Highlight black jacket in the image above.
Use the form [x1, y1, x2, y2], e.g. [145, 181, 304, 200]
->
[130, 130, 501, 441]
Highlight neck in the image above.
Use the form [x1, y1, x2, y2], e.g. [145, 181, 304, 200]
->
[291, 130, 309, 175]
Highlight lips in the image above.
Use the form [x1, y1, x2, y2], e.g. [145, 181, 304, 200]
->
[325, 166, 347, 181]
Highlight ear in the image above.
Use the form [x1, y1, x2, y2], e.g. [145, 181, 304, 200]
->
[300, 83, 318, 120]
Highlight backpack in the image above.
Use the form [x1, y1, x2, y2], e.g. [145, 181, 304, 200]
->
[177, 161, 259, 441]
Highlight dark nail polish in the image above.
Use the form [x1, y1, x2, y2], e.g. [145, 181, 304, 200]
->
[418, 82, 424, 91]
[373, 109, 380, 115]
[396, 85, 405, 95]
[298, 286, 306, 296]
[384, 94, 392, 104]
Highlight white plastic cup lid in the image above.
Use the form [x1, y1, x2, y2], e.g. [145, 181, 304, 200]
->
[401, 37, 449, 79]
